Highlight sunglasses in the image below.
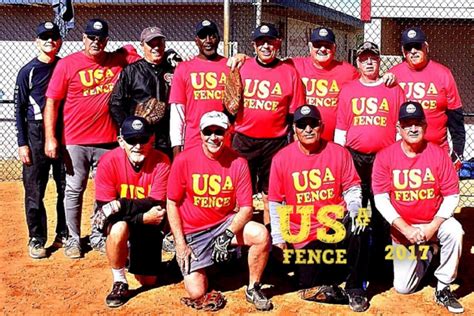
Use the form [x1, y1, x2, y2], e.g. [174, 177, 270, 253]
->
[39, 33, 60, 41]
[197, 32, 218, 40]
[86, 35, 107, 42]
[124, 136, 150, 146]
[295, 119, 321, 130]
[403, 42, 423, 51]
[202, 127, 226, 136]
[312, 41, 334, 49]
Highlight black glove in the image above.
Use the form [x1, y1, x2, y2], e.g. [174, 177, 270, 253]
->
[212, 229, 234, 263]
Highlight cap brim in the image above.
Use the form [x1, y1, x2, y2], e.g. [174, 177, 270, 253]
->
[143, 34, 166, 42]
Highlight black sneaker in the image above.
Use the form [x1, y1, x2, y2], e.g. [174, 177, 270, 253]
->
[346, 288, 369, 312]
[435, 286, 464, 313]
[245, 282, 273, 311]
[28, 238, 47, 259]
[106, 281, 130, 308]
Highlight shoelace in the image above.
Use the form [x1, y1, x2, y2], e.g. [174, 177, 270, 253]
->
[112, 282, 127, 295]
[250, 284, 267, 302]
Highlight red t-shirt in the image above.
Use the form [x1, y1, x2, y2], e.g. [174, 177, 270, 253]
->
[372, 141, 459, 242]
[95, 147, 170, 201]
[390, 60, 462, 151]
[291, 58, 359, 141]
[167, 146, 253, 234]
[168, 56, 229, 149]
[336, 79, 405, 154]
[47, 45, 140, 145]
[235, 59, 305, 138]
[269, 141, 360, 248]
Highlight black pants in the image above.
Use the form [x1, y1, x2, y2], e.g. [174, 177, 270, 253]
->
[296, 215, 369, 290]
[348, 148, 391, 279]
[22, 121, 67, 245]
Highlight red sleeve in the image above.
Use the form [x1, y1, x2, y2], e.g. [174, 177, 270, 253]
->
[268, 153, 285, 202]
[46, 59, 68, 100]
[350, 65, 360, 80]
[235, 159, 253, 207]
[372, 148, 392, 195]
[445, 69, 462, 110]
[121, 44, 141, 64]
[437, 147, 460, 196]
[289, 67, 306, 113]
[341, 147, 361, 190]
[168, 62, 187, 105]
[95, 154, 118, 202]
[149, 155, 171, 201]
[167, 154, 187, 202]
[335, 85, 351, 131]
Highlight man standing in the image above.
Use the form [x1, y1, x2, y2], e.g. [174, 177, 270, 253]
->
[15, 21, 68, 258]
[44, 18, 140, 258]
[389, 27, 465, 161]
[110, 26, 181, 158]
[269, 104, 369, 312]
[169, 20, 228, 155]
[167, 111, 272, 311]
[233, 23, 305, 226]
[92, 116, 170, 308]
[373, 101, 464, 313]
[335, 41, 405, 274]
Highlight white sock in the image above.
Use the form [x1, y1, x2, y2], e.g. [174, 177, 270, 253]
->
[112, 268, 127, 284]
[437, 281, 449, 291]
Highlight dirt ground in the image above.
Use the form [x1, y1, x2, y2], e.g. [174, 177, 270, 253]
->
[1, 180, 473, 315]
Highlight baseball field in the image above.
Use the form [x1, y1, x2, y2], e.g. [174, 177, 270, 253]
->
[1, 179, 473, 315]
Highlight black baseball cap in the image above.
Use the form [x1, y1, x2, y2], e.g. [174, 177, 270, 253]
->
[252, 23, 280, 41]
[401, 27, 426, 46]
[294, 105, 322, 123]
[356, 41, 380, 57]
[399, 101, 426, 121]
[195, 20, 219, 37]
[84, 18, 109, 37]
[120, 116, 152, 140]
[310, 27, 335, 44]
[36, 21, 61, 38]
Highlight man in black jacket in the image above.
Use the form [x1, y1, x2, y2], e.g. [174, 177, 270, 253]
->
[109, 26, 181, 158]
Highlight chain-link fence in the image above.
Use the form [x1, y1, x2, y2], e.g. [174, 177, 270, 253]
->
[0, 0, 472, 206]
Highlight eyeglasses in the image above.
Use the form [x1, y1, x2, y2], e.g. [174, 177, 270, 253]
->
[403, 42, 423, 51]
[312, 42, 334, 49]
[295, 120, 321, 130]
[124, 136, 150, 146]
[86, 35, 107, 42]
[38, 33, 60, 41]
[201, 127, 226, 136]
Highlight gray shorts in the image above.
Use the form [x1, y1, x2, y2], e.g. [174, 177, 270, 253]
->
[182, 214, 235, 275]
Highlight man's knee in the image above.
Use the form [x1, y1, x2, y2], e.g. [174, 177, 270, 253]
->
[244, 221, 270, 246]
[438, 218, 463, 243]
[107, 221, 129, 244]
[184, 271, 207, 299]
[135, 275, 157, 286]
[393, 279, 417, 294]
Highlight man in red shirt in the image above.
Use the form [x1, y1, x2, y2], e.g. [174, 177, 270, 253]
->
[167, 111, 272, 311]
[232, 23, 305, 227]
[389, 27, 465, 162]
[44, 18, 140, 258]
[269, 104, 369, 312]
[92, 116, 170, 308]
[373, 101, 463, 314]
[169, 20, 229, 155]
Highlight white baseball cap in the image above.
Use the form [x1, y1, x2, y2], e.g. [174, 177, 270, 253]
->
[200, 111, 229, 130]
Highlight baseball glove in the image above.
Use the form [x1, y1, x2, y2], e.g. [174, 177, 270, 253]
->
[181, 290, 226, 311]
[223, 68, 243, 116]
[134, 97, 166, 125]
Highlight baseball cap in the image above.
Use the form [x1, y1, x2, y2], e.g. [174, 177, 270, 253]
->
[84, 18, 109, 37]
[141, 26, 166, 42]
[399, 101, 426, 121]
[310, 27, 335, 44]
[356, 41, 380, 57]
[200, 111, 229, 131]
[294, 105, 322, 123]
[401, 27, 426, 46]
[252, 23, 280, 41]
[36, 21, 61, 38]
[120, 116, 152, 140]
[195, 20, 219, 37]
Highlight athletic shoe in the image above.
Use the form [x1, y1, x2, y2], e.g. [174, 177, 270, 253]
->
[106, 281, 130, 308]
[91, 239, 106, 254]
[435, 286, 464, 313]
[245, 282, 273, 311]
[28, 238, 47, 259]
[64, 238, 82, 259]
[52, 234, 68, 248]
[346, 288, 369, 312]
